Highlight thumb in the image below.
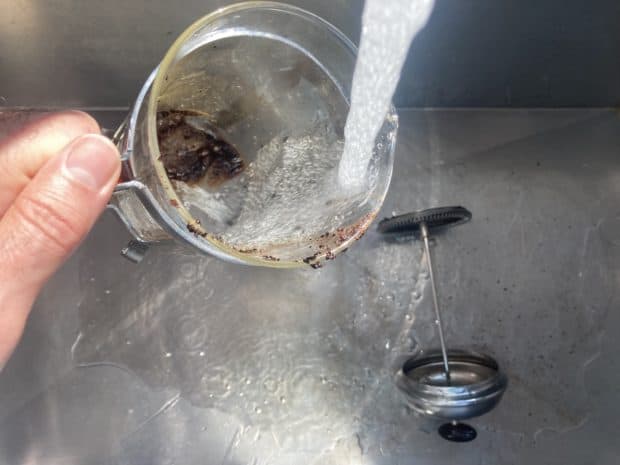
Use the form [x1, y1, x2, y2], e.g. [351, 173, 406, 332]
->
[0, 134, 120, 362]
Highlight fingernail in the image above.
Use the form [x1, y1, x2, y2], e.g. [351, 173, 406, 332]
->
[64, 134, 119, 190]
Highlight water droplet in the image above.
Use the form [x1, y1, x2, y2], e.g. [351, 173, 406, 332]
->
[255, 407, 262, 414]
[89, 277, 96, 283]
[321, 376, 327, 384]
[199, 351, 205, 357]
[165, 352, 172, 358]
[385, 339, 391, 350]
[226, 384, 231, 391]
[246, 378, 252, 385]
[126, 340, 132, 345]
[263, 378, 278, 392]
[280, 396, 286, 404]
[128, 409, 134, 414]
[239, 392, 244, 397]
[201, 426, 207, 432]
[405, 313, 412, 320]
[104, 289, 111, 295]
[412, 291, 421, 300]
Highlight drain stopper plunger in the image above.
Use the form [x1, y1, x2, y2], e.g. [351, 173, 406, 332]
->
[378, 206, 471, 383]
[378, 206, 507, 442]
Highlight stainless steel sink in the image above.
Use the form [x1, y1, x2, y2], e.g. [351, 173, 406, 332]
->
[2, 0, 620, 462]
[1, 108, 618, 464]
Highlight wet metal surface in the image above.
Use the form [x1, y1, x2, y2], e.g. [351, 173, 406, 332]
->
[0, 109, 619, 464]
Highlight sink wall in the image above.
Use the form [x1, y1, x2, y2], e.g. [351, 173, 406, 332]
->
[1, 0, 619, 108]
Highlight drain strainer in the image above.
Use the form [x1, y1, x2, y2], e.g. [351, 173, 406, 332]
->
[395, 350, 507, 421]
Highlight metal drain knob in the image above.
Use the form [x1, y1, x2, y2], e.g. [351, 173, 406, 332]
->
[438, 422, 478, 442]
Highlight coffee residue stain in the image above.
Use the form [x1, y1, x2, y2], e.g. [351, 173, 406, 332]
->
[187, 221, 207, 237]
[300, 211, 377, 268]
[157, 109, 245, 186]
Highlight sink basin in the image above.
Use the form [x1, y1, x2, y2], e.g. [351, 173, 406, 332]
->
[0, 108, 618, 464]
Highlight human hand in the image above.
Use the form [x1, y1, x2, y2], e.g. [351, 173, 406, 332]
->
[0, 111, 121, 367]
